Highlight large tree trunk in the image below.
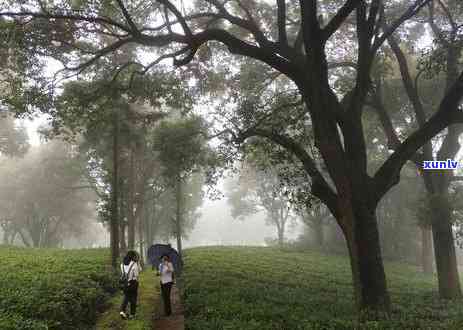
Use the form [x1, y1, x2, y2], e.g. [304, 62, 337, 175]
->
[421, 225, 433, 274]
[430, 193, 461, 298]
[341, 202, 390, 318]
[120, 220, 127, 253]
[143, 201, 151, 252]
[110, 110, 120, 270]
[175, 177, 183, 256]
[128, 147, 136, 250]
[138, 196, 145, 265]
[422, 170, 461, 298]
[147, 196, 155, 246]
[118, 179, 126, 254]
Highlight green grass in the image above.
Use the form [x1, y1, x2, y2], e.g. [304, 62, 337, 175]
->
[95, 268, 160, 330]
[0, 245, 117, 330]
[182, 246, 463, 329]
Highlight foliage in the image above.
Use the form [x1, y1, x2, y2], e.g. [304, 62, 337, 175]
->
[0, 111, 29, 157]
[153, 115, 218, 183]
[0, 246, 117, 330]
[182, 246, 463, 329]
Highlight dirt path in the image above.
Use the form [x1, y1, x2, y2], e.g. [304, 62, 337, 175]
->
[95, 269, 159, 330]
[153, 284, 185, 330]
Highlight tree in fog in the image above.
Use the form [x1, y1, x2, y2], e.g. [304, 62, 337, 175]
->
[368, 0, 463, 297]
[0, 112, 29, 243]
[0, 112, 29, 157]
[299, 203, 331, 250]
[0, 140, 96, 247]
[227, 162, 296, 246]
[53, 70, 188, 267]
[153, 115, 217, 255]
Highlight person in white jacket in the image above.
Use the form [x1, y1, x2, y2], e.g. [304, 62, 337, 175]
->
[120, 250, 140, 319]
[157, 255, 174, 316]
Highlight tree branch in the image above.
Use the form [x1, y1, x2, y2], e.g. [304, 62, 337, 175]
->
[158, 0, 193, 39]
[277, 0, 288, 46]
[428, 1, 450, 46]
[237, 128, 340, 218]
[323, 0, 361, 40]
[373, 70, 463, 201]
[437, 0, 457, 31]
[115, 0, 140, 34]
[372, 0, 431, 52]
[0, 10, 131, 33]
[299, 0, 321, 54]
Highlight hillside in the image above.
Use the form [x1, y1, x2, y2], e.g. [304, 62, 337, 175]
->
[182, 247, 463, 329]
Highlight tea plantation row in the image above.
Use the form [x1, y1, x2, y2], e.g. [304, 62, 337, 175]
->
[0, 245, 117, 330]
[182, 246, 463, 329]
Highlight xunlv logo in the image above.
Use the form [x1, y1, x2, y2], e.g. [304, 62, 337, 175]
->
[423, 159, 459, 170]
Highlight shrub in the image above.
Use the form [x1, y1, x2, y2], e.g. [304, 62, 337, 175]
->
[0, 246, 117, 329]
[182, 246, 463, 329]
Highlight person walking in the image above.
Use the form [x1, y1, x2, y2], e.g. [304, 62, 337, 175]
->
[158, 254, 175, 316]
[120, 250, 140, 319]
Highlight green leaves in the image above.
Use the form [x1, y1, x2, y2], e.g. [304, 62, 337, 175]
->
[152, 115, 216, 182]
[183, 246, 463, 330]
[0, 246, 117, 329]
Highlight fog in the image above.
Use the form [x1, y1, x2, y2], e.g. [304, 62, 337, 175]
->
[184, 196, 303, 248]
[58, 188, 305, 249]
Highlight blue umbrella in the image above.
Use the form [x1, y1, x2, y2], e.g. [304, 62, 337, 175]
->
[147, 244, 183, 275]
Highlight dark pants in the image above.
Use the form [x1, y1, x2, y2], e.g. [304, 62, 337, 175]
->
[160, 282, 173, 316]
[121, 280, 139, 316]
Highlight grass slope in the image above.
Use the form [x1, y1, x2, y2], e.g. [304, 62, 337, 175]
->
[182, 246, 463, 329]
[95, 268, 160, 330]
[0, 245, 117, 330]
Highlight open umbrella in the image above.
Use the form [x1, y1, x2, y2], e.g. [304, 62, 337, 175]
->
[147, 244, 183, 275]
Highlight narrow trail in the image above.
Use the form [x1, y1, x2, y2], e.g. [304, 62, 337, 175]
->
[152, 284, 185, 330]
[95, 268, 159, 330]
[94, 267, 185, 330]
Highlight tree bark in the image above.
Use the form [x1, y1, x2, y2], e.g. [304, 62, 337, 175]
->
[175, 177, 183, 256]
[147, 196, 156, 246]
[119, 178, 126, 254]
[341, 201, 390, 318]
[138, 195, 145, 264]
[421, 168, 461, 297]
[430, 193, 461, 298]
[120, 220, 127, 253]
[421, 225, 433, 274]
[110, 109, 120, 270]
[128, 146, 136, 250]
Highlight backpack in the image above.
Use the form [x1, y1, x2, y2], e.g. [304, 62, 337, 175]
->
[119, 262, 134, 291]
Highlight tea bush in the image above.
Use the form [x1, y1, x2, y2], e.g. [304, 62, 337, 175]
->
[182, 246, 463, 329]
[0, 245, 117, 329]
